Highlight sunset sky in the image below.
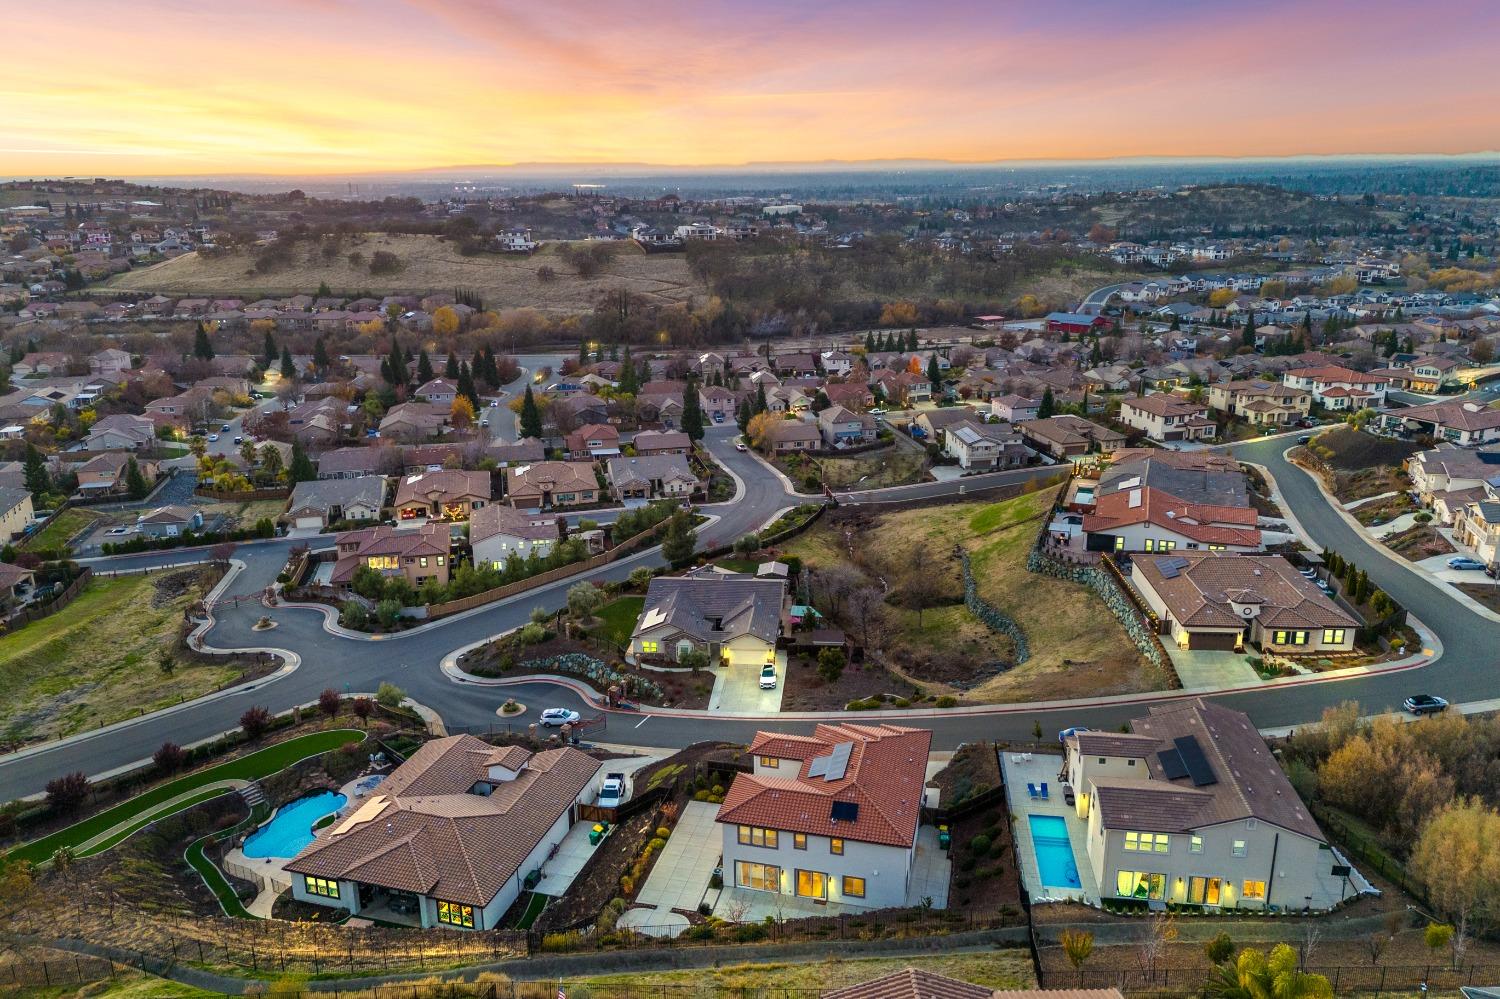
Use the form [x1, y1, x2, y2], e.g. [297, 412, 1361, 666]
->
[4, 0, 1498, 176]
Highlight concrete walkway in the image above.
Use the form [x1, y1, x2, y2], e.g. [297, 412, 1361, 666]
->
[634, 800, 721, 916]
[75, 779, 248, 856]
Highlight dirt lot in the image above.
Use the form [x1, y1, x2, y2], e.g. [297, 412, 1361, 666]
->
[102, 234, 706, 313]
[782, 487, 1154, 705]
[1299, 426, 1421, 504]
[1382, 524, 1455, 561]
[775, 437, 929, 492]
[780, 649, 921, 711]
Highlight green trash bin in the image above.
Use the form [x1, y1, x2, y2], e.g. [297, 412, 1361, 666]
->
[937, 824, 951, 851]
[589, 822, 608, 846]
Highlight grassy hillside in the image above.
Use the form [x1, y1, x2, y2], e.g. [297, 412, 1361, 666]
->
[101, 233, 706, 313]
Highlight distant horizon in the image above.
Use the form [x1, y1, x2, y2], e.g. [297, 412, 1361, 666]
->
[4, 1, 1499, 176]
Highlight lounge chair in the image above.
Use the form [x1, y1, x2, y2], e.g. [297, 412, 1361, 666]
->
[1026, 782, 1038, 799]
[1040, 782, 1049, 800]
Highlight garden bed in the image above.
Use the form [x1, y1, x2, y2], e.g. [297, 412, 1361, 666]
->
[780, 649, 922, 711]
[458, 635, 712, 709]
[1382, 523, 1454, 561]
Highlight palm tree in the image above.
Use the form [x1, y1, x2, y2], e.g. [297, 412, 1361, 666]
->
[1205, 944, 1332, 999]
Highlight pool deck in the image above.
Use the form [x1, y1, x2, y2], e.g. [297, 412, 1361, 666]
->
[999, 750, 1099, 905]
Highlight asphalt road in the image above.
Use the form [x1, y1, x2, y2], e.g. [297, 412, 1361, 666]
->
[5, 405, 1492, 800]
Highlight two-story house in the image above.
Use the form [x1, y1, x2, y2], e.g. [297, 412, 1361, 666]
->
[469, 504, 559, 568]
[1118, 395, 1217, 444]
[943, 420, 1030, 471]
[718, 723, 933, 912]
[1205, 381, 1311, 428]
[329, 523, 451, 589]
[606, 454, 700, 501]
[1281, 365, 1389, 411]
[817, 406, 877, 448]
[1380, 400, 1500, 447]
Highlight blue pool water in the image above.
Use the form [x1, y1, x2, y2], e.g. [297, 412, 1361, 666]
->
[243, 791, 347, 859]
[1028, 814, 1082, 889]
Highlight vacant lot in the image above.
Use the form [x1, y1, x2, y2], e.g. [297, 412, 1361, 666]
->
[0, 570, 238, 744]
[580, 951, 1035, 993]
[783, 487, 1151, 703]
[1300, 425, 1420, 502]
[21, 507, 103, 553]
[102, 234, 706, 313]
[1383, 524, 1454, 561]
[776, 437, 929, 492]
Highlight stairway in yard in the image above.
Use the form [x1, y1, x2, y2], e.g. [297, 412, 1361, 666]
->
[239, 782, 265, 809]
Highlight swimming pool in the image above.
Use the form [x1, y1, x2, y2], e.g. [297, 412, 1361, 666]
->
[1027, 814, 1082, 889]
[1074, 486, 1096, 504]
[243, 791, 347, 859]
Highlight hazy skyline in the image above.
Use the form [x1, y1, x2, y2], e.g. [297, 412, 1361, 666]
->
[5, 0, 1499, 176]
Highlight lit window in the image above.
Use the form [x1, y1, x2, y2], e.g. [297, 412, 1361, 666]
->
[737, 826, 778, 848]
[830, 838, 844, 855]
[759, 756, 779, 769]
[1190, 835, 1203, 854]
[437, 556, 445, 566]
[640, 641, 659, 654]
[842, 876, 866, 898]
[793, 833, 806, 850]
[1144, 539, 1155, 552]
[420, 556, 428, 568]
[1116, 871, 1166, 900]
[303, 876, 339, 899]
[1114, 536, 1124, 550]
[735, 861, 781, 892]
[1232, 840, 1248, 857]
[1322, 629, 1345, 644]
[1160, 540, 1176, 550]
[1242, 880, 1266, 901]
[437, 900, 474, 928]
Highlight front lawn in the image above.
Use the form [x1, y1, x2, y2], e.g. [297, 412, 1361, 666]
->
[589, 595, 644, 649]
[21, 508, 102, 552]
[0, 570, 240, 744]
[8, 728, 364, 865]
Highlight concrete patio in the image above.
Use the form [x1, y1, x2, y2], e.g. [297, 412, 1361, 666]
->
[634, 800, 722, 913]
[532, 821, 602, 897]
[998, 751, 1099, 905]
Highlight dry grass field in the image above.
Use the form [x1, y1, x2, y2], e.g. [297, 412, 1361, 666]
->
[102, 233, 707, 313]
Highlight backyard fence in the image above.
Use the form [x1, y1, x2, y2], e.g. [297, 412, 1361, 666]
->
[1040, 962, 1500, 994]
[2, 566, 93, 631]
[193, 485, 291, 501]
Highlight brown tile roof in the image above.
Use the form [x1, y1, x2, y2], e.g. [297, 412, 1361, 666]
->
[1083, 487, 1260, 547]
[824, 969, 1122, 999]
[1071, 732, 1160, 758]
[286, 734, 600, 906]
[718, 723, 930, 848]
[1132, 553, 1357, 630]
[392, 469, 491, 508]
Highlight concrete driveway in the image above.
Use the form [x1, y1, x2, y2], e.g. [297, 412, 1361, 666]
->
[634, 800, 721, 913]
[1165, 646, 1261, 690]
[709, 656, 786, 713]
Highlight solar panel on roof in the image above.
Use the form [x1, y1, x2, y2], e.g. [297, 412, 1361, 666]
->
[1174, 735, 1217, 786]
[806, 755, 831, 778]
[824, 742, 853, 781]
[830, 800, 859, 822]
[1158, 749, 1188, 780]
[1157, 556, 1190, 579]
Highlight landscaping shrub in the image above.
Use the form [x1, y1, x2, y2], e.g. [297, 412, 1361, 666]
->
[655, 826, 671, 839]
[935, 695, 958, 708]
[970, 833, 992, 853]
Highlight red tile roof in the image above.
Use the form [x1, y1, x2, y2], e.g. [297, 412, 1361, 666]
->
[1083, 487, 1260, 547]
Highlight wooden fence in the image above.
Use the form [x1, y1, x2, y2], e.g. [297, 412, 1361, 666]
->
[194, 485, 290, 501]
[3, 567, 94, 631]
[423, 519, 668, 620]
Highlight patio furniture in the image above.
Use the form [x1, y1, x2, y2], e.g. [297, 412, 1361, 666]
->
[1022, 752, 1033, 762]
[1026, 782, 1038, 799]
[1040, 782, 1049, 800]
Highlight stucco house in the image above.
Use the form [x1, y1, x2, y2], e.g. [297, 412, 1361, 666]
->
[285, 476, 385, 530]
[717, 723, 932, 911]
[1063, 699, 1359, 911]
[606, 454, 700, 501]
[469, 504, 559, 568]
[329, 523, 451, 589]
[504, 461, 599, 509]
[0, 488, 35, 543]
[285, 735, 602, 929]
[630, 568, 786, 667]
[1118, 395, 1217, 444]
[393, 469, 491, 523]
[136, 504, 203, 538]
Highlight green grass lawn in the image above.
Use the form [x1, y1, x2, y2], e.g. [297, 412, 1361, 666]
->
[712, 557, 760, 573]
[515, 890, 547, 929]
[589, 595, 644, 649]
[186, 837, 257, 919]
[0, 572, 240, 742]
[79, 787, 237, 857]
[8, 729, 363, 866]
[21, 507, 102, 552]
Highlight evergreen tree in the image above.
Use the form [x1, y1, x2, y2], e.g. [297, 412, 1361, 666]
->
[754, 381, 768, 414]
[124, 456, 149, 500]
[380, 357, 392, 383]
[22, 443, 50, 496]
[1037, 386, 1056, 419]
[520, 385, 544, 440]
[578, 338, 589, 366]
[386, 337, 407, 385]
[262, 328, 277, 366]
[619, 346, 638, 395]
[864, 331, 875, 352]
[289, 441, 317, 483]
[417, 349, 434, 385]
[193, 324, 214, 361]
[660, 510, 698, 567]
[907, 330, 919, 351]
[313, 336, 331, 373]
[482, 346, 499, 386]
[736, 396, 753, 433]
[681, 377, 705, 442]
[471, 348, 485, 388]
[1241, 311, 1256, 350]
[1090, 340, 1103, 367]
[457, 362, 480, 411]
[444, 351, 459, 379]
[926, 354, 942, 392]
[1170, 314, 1181, 332]
[637, 355, 651, 388]
[280, 346, 296, 380]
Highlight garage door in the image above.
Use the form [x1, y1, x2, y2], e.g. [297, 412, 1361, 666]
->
[1188, 631, 1240, 651]
[294, 515, 323, 530]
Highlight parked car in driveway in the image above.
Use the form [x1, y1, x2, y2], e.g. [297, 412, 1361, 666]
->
[207, 433, 219, 442]
[597, 772, 626, 808]
[759, 663, 778, 689]
[1404, 694, 1448, 715]
[539, 708, 581, 727]
[1448, 556, 1486, 570]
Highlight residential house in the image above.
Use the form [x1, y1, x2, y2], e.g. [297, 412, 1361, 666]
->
[630, 568, 786, 667]
[990, 394, 1040, 423]
[1063, 698, 1359, 910]
[318, 446, 398, 479]
[0, 488, 34, 543]
[380, 402, 450, 441]
[485, 437, 546, 468]
[700, 385, 738, 425]
[817, 406, 877, 449]
[718, 723, 932, 911]
[415, 378, 459, 406]
[469, 505, 559, 569]
[766, 420, 822, 454]
[564, 424, 621, 460]
[823, 382, 873, 412]
[1205, 380, 1311, 428]
[504, 461, 600, 509]
[135, 504, 203, 538]
[392, 469, 491, 523]
[0, 561, 37, 607]
[636, 391, 684, 429]
[1083, 486, 1260, 554]
[820, 350, 855, 377]
[285, 476, 385, 530]
[329, 523, 452, 589]
[606, 454, 700, 502]
[1118, 395, 1217, 444]
[88, 348, 132, 379]
[1454, 497, 1500, 568]
[74, 452, 156, 496]
[1017, 416, 1124, 462]
[943, 420, 1030, 471]
[82, 413, 157, 451]
[13, 352, 69, 378]
[1380, 400, 1500, 446]
[1045, 313, 1109, 336]
[632, 430, 691, 456]
[1408, 443, 1500, 517]
[1281, 365, 1389, 411]
[1395, 356, 1463, 393]
[1131, 554, 1354, 652]
[913, 407, 984, 445]
[286, 734, 601, 929]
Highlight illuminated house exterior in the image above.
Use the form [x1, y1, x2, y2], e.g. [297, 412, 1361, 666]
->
[392, 469, 491, 523]
[329, 523, 451, 589]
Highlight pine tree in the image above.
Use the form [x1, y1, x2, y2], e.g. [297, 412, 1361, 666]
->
[444, 351, 458, 379]
[907, 330, 919, 351]
[1241, 311, 1256, 350]
[1090, 340, 1103, 367]
[457, 362, 480, 411]
[578, 338, 588, 366]
[124, 456, 149, 500]
[1037, 386, 1056, 419]
[288, 441, 316, 483]
[263, 329, 277, 366]
[619, 346, 638, 395]
[22, 443, 50, 496]
[470, 348, 485, 388]
[660, 510, 698, 567]
[193, 324, 214, 361]
[280, 346, 295, 380]
[417, 349, 434, 385]
[520, 385, 544, 440]
[386, 337, 407, 385]
[754, 381, 768, 414]
[681, 377, 705, 442]
[313, 336, 331, 373]
[926, 354, 942, 392]
[864, 331, 875, 352]
[737, 397, 753, 433]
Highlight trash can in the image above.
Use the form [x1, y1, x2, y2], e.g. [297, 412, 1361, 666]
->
[937, 824, 951, 851]
[589, 822, 607, 846]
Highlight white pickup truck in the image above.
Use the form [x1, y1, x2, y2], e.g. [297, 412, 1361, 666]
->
[597, 772, 627, 809]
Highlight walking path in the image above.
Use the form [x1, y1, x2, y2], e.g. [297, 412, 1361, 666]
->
[74, 779, 247, 857]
